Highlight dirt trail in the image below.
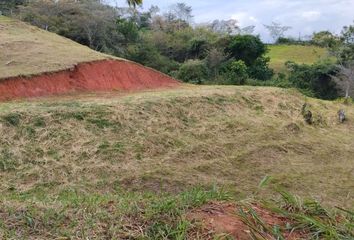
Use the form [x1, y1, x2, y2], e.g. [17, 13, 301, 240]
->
[0, 60, 179, 101]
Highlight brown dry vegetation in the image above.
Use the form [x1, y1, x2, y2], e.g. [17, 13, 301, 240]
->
[0, 16, 114, 79]
[0, 85, 353, 238]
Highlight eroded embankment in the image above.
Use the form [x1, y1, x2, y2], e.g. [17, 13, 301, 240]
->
[0, 60, 180, 101]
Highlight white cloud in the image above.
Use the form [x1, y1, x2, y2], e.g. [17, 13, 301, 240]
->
[109, 0, 354, 41]
[231, 12, 258, 27]
[300, 11, 321, 21]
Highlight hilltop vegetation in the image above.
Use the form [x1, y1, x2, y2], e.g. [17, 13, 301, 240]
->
[2, 1, 353, 100]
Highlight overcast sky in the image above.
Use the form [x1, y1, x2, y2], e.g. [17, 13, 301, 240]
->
[112, 0, 354, 42]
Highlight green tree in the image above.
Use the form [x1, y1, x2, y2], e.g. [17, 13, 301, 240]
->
[221, 60, 248, 85]
[0, 0, 26, 16]
[312, 31, 339, 48]
[127, 0, 143, 8]
[177, 60, 208, 84]
[225, 35, 273, 80]
[226, 35, 267, 66]
[286, 60, 339, 99]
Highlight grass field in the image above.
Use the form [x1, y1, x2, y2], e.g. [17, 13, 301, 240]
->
[0, 86, 353, 238]
[0, 16, 116, 79]
[267, 45, 330, 72]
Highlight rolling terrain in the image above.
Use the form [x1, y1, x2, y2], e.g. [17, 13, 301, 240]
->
[267, 44, 329, 72]
[0, 86, 353, 238]
[0, 16, 353, 239]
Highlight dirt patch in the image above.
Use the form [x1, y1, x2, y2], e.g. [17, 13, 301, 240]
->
[0, 60, 180, 101]
[188, 202, 305, 239]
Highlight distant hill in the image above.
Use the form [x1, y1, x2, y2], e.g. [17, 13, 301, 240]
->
[267, 44, 329, 72]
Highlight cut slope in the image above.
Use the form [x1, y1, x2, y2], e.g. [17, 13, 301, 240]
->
[267, 45, 329, 72]
[0, 60, 179, 101]
[0, 16, 179, 100]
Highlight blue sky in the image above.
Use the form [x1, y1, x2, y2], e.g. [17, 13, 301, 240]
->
[111, 0, 354, 42]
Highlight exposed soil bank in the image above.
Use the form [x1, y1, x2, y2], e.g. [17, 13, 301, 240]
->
[0, 60, 180, 101]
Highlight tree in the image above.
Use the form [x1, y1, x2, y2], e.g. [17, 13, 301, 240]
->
[226, 35, 267, 65]
[20, 0, 120, 51]
[164, 2, 193, 30]
[330, 22, 354, 98]
[127, 0, 142, 8]
[170, 3, 193, 23]
[225, 35, 273, 80]
[312, 31, 339, 48]
[240, 26, 255, 35]
[264, 22, 292, 42]
[331, 45, 354, 98]
[341, 21, 354, 44]
[206, 48, 227, 77]
[0, 0, 27, 16]
[209, 19, 240, 35]
[177, 59, 208, 84]
[286, 60, 339, 99]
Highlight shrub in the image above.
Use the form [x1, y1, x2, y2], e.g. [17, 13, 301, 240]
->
[226, 35, 267, 66]
[1, 113, 21, 126]
[220, 60, 248, 85]
[247, 57, 274, 80]
[177, 59, 209, 84]
[286, 60, 339, 100]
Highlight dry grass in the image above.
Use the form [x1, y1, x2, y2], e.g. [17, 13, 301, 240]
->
[0, 85, 353, 206]
[0, 85, 353, 238]
[267, 45, 330, 72]
[0, 16, 119, 79]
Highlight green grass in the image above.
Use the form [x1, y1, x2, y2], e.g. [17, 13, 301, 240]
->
[0, 16, 120, 79]
[267, 45, 330, 72]
[0, 85, 353, 238]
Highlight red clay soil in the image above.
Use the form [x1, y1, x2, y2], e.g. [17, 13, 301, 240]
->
[188, 201, 306, 240]
[0, 60, 180, 101]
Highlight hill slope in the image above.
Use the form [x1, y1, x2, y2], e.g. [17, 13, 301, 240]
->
[0, 86, 353, 238]
[0, 16, 111, 79]
[0, 86, 353, 206]
[267, 44, 329, 72]
[0, 16, 179, 100]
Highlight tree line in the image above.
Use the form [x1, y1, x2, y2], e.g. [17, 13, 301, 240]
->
[1, 0, 353, 100]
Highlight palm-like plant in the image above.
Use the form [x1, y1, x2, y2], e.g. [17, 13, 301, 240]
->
[127, 0, 142, 8]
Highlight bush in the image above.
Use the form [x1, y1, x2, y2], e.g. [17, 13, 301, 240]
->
[247, 57, 274, 80]
[177, 60, 209, 84]
[226, 35, 267, 66]
[286, 60, 339, 99]
[224, 35, 274, 81]
[219, 60, 248, 85]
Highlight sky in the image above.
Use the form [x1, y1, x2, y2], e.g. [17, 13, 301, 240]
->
[111, 0, 354, 42]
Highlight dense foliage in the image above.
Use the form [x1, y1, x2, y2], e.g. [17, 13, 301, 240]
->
[1, 0, 354, 99]
[285, 61, 339, 99]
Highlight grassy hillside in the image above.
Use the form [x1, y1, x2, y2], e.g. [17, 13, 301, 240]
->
[267, 45, 329, 72]
[0, 86, 353, 238]
[0, 16, 116, 79]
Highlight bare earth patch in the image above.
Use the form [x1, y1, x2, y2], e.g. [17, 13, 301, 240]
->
[188, 201, 306, 239]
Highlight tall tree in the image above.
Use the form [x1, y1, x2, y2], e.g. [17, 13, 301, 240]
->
[330, 22, 354, 98]
[264, 22, 292, 42]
